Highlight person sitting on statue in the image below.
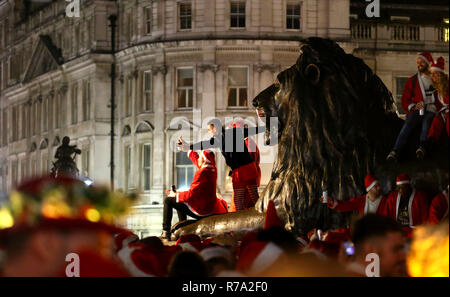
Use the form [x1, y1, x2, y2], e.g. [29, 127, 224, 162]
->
[161, 150, 228, 240]
[319, 173, 389, 216]
[386, 52, 444, 161]
[177, 119, 266, 211]
[426, 57, 449, 145]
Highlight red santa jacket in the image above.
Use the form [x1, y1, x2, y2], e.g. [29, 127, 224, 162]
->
[177, 151, 228, 216]
[328, 194, 389, 216]
[246, 137, 261, 187]
[401, 74, 442, 115]
[384, 189, 429, 228]
[428, 190, 449, 224]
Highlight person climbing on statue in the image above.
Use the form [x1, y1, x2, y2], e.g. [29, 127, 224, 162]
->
[177, 119, 266, 211]
[161, 149, 228, 240]
[387, 52, 443, 161]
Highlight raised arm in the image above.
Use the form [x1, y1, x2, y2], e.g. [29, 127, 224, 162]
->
[189, 137, 220, 150]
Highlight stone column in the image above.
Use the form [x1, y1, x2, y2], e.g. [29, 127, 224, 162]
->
[150, 65, 167, 204]
[198, 64, 219, 121]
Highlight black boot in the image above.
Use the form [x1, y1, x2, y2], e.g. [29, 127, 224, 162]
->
[416, 143, 426, 160]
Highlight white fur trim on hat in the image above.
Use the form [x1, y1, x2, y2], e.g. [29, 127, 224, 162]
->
[366, 180, 378, 192]
[418, 55, 432, 65]
[247, 242, 283, 275]
[396, 180, 411, 185]
[200, 247, 233, 264]
[430, 66, 445, 73]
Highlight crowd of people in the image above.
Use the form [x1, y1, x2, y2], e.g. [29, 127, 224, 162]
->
[0, 51, 448, 278]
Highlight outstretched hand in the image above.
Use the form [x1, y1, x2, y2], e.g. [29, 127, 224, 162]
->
[319, 195, 335, 206]
[177, 136, 190, 152]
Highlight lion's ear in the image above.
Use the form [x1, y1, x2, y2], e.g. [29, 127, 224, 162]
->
[304, 64, 320, 85]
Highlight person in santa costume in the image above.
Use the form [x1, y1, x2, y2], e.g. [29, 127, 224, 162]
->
[161, 149, 228, 240]
[387, 52, 442, 161]
[320, 173, 389, 216]
[178, 119, 266, 211]
[427, 57, 449, 144]
[428, 184, 449, 224]
[0, 175, 137, 277]
[383, 174, 430, 236]
[227, 120, 262, 212]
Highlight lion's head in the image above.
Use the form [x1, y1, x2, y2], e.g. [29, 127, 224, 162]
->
[253, 38, 403, 234]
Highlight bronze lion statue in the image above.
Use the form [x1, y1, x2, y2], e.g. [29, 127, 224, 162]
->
[174, 37, 448, 238]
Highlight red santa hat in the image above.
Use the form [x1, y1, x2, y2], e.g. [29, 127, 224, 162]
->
[175, 234, 204, 252]
[201, 150, 216, 167]
[264, 200, 283, 229]
[117, 242, 162, 276]
[236, 241, 284, 275]
[364, 173, 379, 192]
[418, 52, 434, 65]
[396, 173, 411, 186]
[114, 230, 139, 251]
[302, 239, 340, 260]
[322, 228, 352, 244]
[227, 120, 246, 129]
[431, 57, 445, 73]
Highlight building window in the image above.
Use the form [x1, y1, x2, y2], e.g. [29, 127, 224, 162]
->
[43, 98, 48, 132]
[144, 6, 152, 35]
[82, 148, 89, 176]
[12, 106, 18, 142]
[125, 77, 132, 117]
[227, 67, 248, 107]
[20, 159, 27, 182]
[83, 81, 91, 121]
[124, 145, 131, 190]
[1, 109, 6, 146]
[177, 68, 194, 108]
[179, 3, 192, 30]
[11, 160, 18, 187]
[55, 93, 61, 128]
[21, 104, 27, 139]
[230, 2, 245, 28]
[286, 3, 301, 30]
[71, 84, 78, 124]
[176, 151, 195, 191]
[143, 71, 152, 112]
[41, 155, 48, 174]
[31, 158, 37, 177]
[142, 144, 151, 191]
[395, 77, 409, 114]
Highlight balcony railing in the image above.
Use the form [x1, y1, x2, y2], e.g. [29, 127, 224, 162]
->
[351, 22, 449, 46]
[390, 25, 420, 41]
[351, 23, 374, 40]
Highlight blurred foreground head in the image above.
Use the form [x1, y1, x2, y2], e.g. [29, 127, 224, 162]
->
[0, 175, 137, 276]
[352, 214, 407, 277]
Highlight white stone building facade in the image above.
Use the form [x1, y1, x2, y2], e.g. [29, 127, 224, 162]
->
[0, 0, 448, 237]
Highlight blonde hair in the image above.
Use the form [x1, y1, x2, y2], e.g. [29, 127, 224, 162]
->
[432, 71, 449, 97]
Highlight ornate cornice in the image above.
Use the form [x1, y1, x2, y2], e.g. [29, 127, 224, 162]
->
[254, 64, 280, 73]
[198, 64, 220, 73]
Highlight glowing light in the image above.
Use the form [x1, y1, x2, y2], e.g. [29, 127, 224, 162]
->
[407, 223, 449, 277]
[0, 208, 14, 229]
[85, 208, 101, 222]
[41, 200, 71, 219]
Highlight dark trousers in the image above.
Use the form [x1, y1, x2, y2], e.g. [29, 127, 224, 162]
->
[162, 196, 202, 232]
[393, 110, 435, 151]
